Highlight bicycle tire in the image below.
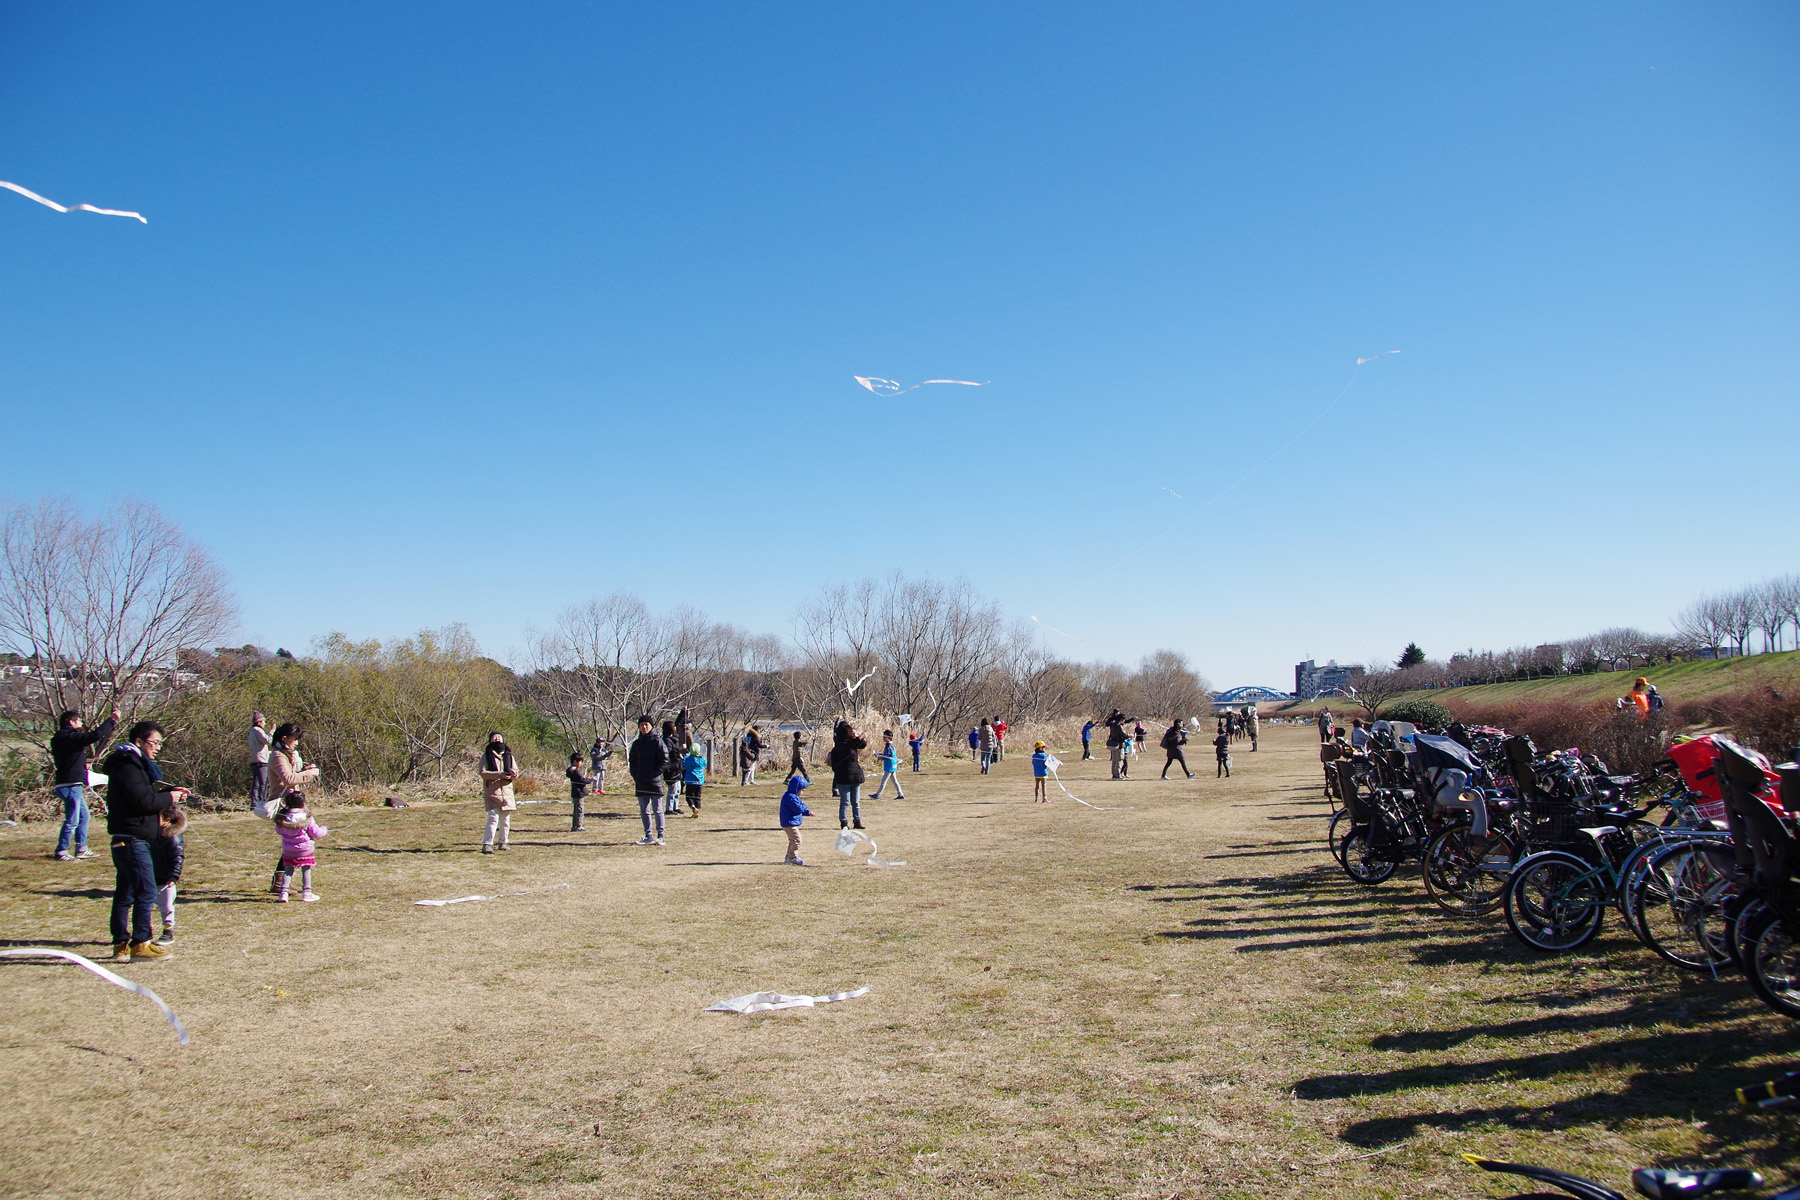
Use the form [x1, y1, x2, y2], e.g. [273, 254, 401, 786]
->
[1422, 827, 1516, 917]
[1339, 828, 1397, 885]
[1327, 808, 1352, 862]
[1630, 841, 1734, 973]
[1727, 895, 1770, 974]
[1616, 831, 1728, 932]
[1743, 907, 1800, 1020]
[1504, 850, 1607, 952]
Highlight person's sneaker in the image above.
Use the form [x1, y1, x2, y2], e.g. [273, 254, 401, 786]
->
[634, 837, 655, 846]
[75, 847, 97, 859]
[481, 844, 494, 854]
[156, 927, 175, 945]
[300, 890, 319, 902]
[786, 857, 805, 866]
[109, 943, 131, 963]
[496, 844, 508, 851]
[654, 837, 666, 846]
[130, 941, 171, 961]
[54, 850, 73, 861]
[690, 809, 700, 818]
[276, 890, 289, 903]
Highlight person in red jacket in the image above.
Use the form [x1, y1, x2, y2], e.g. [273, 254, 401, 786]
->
[992, 718, 1008, 762]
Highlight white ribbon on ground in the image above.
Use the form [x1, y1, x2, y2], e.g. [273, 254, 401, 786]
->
[0, 948, 188, 1044]
[1044, 755, 1129, 811]
[853, 376, 983, 397]
[836, 828, 906, 866]
[414, 883, 570, 907]
[2, 180, 146, 223]
[706, 986, 870, 1013]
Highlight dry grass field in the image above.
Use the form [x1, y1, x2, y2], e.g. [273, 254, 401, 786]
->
[2, 725, 1795, 1200]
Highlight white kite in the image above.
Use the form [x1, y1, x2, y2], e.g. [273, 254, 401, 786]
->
[0, 948, 188, 1044]
[705, 986, 871, 1013]
[844, 669, 876, 697]
[1030, 615, 1079, 640]
[853, 376, 985, 397]
[1356, 350, 1401, 366]
[836, 827, 906, 867]
[414, 883, 569, 907]
[1, 180, 146, 224]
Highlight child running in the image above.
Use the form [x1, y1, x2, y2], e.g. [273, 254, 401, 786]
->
[681, 743, 707, 816]
[1031, 741, 1050, 802]
[273, 790, 328, 902]
[869, 730, 905, 800]
[779, 774, 811, 866]
[151, 804, 185, 944]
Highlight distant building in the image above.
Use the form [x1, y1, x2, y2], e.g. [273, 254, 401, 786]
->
[1294, 659, 1364, 700]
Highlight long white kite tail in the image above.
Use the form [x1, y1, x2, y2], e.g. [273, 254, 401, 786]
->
[1042, 755, 1128, 811]
[0, 948, 187, 1043]
[853, 376, 985, 397]
[1, 180, 146, 223]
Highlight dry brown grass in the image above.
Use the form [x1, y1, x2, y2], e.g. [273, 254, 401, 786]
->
[1, 727, 1794, 1199]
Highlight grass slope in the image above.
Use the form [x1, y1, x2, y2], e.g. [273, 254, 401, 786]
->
[1278, 649, 1800, 716]
[1, 728, 1793, 1199]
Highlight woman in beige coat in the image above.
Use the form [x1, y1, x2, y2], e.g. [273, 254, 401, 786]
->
[266, 723, 320, 892]
[479, 732, 518, 854]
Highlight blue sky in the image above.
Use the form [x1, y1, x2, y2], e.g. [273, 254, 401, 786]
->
[2, 2, 1795, 688]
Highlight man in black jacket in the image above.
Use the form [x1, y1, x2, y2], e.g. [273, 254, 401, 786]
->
[627, 715, 669, 846]
[99, 721, 189, 962]
[49, 706, 119, 860]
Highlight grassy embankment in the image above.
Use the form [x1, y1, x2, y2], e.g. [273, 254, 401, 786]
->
[1276, 650, 1800, 717]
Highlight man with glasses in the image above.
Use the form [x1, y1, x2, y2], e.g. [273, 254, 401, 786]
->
[98, 721, 189, 962]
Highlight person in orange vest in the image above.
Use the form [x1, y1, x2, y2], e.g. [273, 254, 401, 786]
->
[1621, 677, 1651, 721]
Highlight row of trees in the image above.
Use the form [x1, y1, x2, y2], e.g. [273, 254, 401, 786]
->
[1361, 575, 1800, 695]
[1, 497, 1211, 795]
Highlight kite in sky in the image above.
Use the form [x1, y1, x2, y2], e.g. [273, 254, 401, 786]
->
[1, 180, 146, 223]
[854, 376, 985, 397]
[1356, 350, 1401, 365]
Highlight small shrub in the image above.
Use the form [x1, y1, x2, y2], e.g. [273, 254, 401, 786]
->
[1382, 699, 1455, 729]
[513, 773, 543, 797]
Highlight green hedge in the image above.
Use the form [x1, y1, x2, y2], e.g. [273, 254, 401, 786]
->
[1381, 699, 1455, 729]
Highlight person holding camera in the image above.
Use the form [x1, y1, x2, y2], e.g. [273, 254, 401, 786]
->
[479, 731, 518, 853]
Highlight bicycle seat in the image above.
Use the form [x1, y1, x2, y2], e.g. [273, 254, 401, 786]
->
[1631, 1168, 1763, 1198]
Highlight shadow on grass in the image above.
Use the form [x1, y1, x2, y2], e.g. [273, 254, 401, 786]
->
[1, 937, 96, 949]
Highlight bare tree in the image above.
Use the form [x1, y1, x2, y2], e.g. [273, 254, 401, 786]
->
[1131, 649, 1210, 722]
[1343, 665, 1413, 719]
[0, 497, 235, 745]
[521, 592, 706, 747]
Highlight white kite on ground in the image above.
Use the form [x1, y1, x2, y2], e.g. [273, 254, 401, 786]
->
[706, 986, 871, 1013]
[414, 883, 570, 907]
[1, 180, 146, 223]
[853, 376, 984, 397]
[0, 948, 188, 1044]
[836, 827, 906, 867]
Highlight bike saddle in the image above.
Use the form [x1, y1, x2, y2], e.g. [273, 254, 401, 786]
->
[1631, 1169, 1763, 1198]
[1462, 1155, 1626, 1200]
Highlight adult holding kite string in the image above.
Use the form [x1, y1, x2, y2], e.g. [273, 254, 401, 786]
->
[828, 721, 868, 831]
[49, 705, 118, 861]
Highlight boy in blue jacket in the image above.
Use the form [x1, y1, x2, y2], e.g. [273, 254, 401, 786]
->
[779, 775, 811, 866]
[681, 745, 707, 817]
[908, 731, 923, 771]
[869, 730, 906, 800]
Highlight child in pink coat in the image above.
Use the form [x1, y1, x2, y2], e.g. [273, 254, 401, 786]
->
[273, 791, 328, 902]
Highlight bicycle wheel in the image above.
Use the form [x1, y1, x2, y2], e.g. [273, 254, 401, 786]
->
[1617, 831, 1728, 932]
[1339, 829, 1397, 885]
[1327, 808, 1352, 861]
[1422, 827, 1517, 917]
[1743, 907, 1800, 1020]
[1504, 850, 1607, 952]
[1727, 896, 1770, 973]
[1630, 841, 1734, 972]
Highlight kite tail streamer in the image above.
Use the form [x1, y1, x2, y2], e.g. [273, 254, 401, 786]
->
[706, 986, 870, 1013]
[1043, 755, 1129, 811]
[0, 180, 146, 223]
[0, 948, 188, 1044]
[415, 883, 570, 907]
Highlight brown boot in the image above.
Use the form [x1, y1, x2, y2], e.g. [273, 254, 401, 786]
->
[130, 941, 172, 961]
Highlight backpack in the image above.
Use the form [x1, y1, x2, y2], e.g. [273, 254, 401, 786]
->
[1648, 686, 1664, 711]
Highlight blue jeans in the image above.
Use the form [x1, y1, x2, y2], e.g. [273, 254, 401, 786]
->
[911, 751, 920, 772]
[979, 749, 993, 773]
[663, 779, 681, 813]
[55, 785, 88, 855]
[110, 836, 156, 945]
[838, 784, 861, 825]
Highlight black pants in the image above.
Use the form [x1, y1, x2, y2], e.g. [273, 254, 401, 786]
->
[1081, 740, 1091, 760]
[110, 836, 156, 945]
[250, 762, 268, 807]
[571, 795, 585, 830]
[1162, 750, 1190, 778]
[788, 756, 806, 779]
[685, 783, 703, 812]
[1217, 755, 1231, 778]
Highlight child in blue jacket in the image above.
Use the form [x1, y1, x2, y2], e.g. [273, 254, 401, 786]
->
[870, 730, 906, 800]
[681, 746, 707, 817]
[1031, 741, 1050, 802]
[908, 732, 923, 771]
[779, 775, 811, 866]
